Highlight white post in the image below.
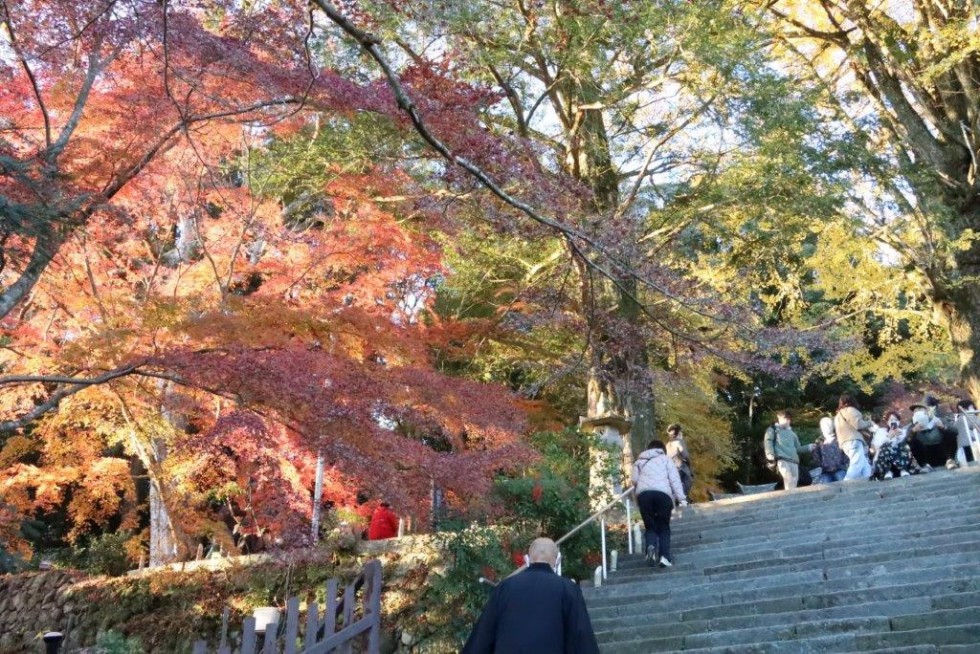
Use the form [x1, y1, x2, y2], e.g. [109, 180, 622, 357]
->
[625, 498, 633, 554]
[610, 549, 618, 572]
[311, 450, 325, 542]
[600, 516, 608, 580]
[633, 523, 643, 553]
[593, 566, 603, 588]
[397, 517, 405, 538]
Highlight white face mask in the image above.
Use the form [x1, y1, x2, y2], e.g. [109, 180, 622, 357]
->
[888, 419, 900, 428]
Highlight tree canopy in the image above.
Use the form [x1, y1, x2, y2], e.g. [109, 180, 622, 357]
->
[1, 0, 977, 569]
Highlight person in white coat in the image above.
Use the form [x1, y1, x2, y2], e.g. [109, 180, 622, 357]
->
[631, 439, 687, 568]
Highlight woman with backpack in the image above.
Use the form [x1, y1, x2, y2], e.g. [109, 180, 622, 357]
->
[631, 439, 687, 568]
[810, 417, 849, 483]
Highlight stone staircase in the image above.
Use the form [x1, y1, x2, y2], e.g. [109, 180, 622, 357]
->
[583, 466, 980, 653]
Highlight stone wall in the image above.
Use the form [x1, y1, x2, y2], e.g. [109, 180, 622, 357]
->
[0, 570, 84, 653]
[0, 535, 446, 653]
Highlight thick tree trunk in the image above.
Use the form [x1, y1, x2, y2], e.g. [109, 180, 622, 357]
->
[933, 237, 980, 406]
[564, 78, 656, 498]
[148, 439, 179, 567]
[943, 299, 980, 406]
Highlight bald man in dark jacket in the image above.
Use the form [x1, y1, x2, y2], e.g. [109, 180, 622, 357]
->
[462, 538, 600, 654]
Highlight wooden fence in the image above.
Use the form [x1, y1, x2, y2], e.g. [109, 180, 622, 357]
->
[192, 559, 382, 654]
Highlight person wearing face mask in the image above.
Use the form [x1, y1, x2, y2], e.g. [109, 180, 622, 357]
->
[908, 396, 960, 471]
[871, 412, 921, 479]
[809, 417, 848, 483]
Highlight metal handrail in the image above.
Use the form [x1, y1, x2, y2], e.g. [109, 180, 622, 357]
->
[555, 487, 635, 582]
[476, 487, 638, 589]
[555, 487, 634, 547]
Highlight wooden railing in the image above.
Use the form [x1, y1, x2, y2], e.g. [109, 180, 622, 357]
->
[192, 559, 382, 654]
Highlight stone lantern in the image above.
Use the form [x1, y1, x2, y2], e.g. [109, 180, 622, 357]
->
[579, 413, 633, 511]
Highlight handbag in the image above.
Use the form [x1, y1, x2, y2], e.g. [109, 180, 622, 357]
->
[915, 426, 943, 446]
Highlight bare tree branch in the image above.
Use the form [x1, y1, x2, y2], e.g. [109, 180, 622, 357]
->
[1, 0, 52, 147]
[0, 362, 147, 433]
[311, 0, 725, 326]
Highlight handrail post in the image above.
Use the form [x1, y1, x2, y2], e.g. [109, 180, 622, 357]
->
[625, 497, 633, 554]
[600, 516, 607, 580]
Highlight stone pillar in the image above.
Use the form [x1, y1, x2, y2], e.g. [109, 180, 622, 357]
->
[580, 415, 633, 511]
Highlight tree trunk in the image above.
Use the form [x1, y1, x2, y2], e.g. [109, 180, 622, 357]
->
[0, 229, 63, 320]
[148, 438, 179, 567]
[564, 77, 656, 495]
[932, 239, 980, 406]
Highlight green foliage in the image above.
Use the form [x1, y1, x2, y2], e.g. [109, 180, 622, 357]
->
[61, 532, 135, 577]
[0, 543, 22, 573]
[408, 429, 599, 651]
[94, 630, 143, 654]
[410, 525, 514, 652]
[654, 374, 737, 500]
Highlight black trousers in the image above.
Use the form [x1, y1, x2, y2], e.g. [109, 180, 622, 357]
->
[909, 431, 958, 467]
[637, 490, 675, 560]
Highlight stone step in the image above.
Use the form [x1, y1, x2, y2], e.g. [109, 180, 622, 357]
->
[601, 617, 980, 653]
[630, 512, 980, 557]
[585, 558, 980, 606]
[610, 529, 980, 584]
[614, 515, 980, 569]
[675, 482, 977, 528]
[601, 615, 892, 651]
[669, 499, 980, 545]
[614, 521, 980, 573]
[854, 624, 980, 650]
[589, 576, 980, 625]
[590, 582, 980, 633]
[890, 606, 980, 631]
[593, 596, 932, 641]
[690, 468, 980, 514]
[590, 471, 980, 653]
[643, 490, 980, 549]
[600, 540, 980, 591]
[675, 494, 980, 536]
[669, 513, 980, 556]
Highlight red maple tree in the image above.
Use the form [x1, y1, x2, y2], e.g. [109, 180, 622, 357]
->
[1, 0, 536, 559]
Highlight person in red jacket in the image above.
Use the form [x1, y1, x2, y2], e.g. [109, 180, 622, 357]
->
[367, 502, 399, 540]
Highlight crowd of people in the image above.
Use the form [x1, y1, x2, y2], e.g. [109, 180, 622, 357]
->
[629, 396, 980, 571]
[460, 395, 980, 651]
[766, 394, 980, 490]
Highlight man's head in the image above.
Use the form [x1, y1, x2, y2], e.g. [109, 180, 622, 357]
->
[776, 410, 792, 426]
[957, 399, 976, 412]
[528, 537, 560, 568]
[666, 423, 682, 439]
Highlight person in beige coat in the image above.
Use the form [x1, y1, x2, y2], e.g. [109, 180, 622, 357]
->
[834, 394, 874, 480]
[665, 423, 694, 499]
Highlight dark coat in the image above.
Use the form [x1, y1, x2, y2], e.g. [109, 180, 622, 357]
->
[461, 563, 600, 654]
